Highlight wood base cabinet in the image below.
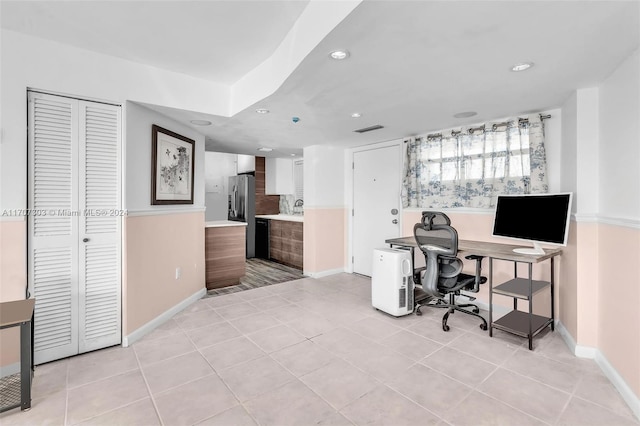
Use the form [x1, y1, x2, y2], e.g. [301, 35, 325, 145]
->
[205, 225, 246, 289]
[269, 220, 303, 269]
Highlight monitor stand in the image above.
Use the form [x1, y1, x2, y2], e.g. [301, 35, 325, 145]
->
[513, 242, 545, 255]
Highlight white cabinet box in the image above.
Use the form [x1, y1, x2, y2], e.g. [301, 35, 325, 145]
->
[237, 154, 255, 174]
[265, 158, 293, 195]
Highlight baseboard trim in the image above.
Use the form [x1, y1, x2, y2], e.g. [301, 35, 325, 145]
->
[595, 350, 640, 421]
[0, 362, 20, 378]
[304, 268, 345, 278]
[555, 320, 640, 421]
[122, 287, 206, 347]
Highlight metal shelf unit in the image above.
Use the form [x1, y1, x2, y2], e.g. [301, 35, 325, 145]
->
[489, 259, 558, 350]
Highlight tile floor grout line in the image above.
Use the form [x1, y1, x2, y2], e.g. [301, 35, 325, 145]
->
[184, 322, 264, 426]
[132, 342, 165, 426]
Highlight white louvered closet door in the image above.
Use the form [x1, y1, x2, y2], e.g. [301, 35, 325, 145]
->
[28, 92, 122, 365]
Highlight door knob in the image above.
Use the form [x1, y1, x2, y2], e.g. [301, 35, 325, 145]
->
[82, 238, 89, 243]
[392, 219, 398, 224]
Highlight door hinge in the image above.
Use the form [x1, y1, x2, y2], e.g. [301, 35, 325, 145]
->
[352, 256, 354, 264]
[352, 162, 354, 169]
[352, 209, 354, 216]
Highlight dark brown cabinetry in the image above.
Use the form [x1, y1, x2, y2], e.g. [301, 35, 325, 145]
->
[269, 220, 303, 269]
[205, 225, 246, 289]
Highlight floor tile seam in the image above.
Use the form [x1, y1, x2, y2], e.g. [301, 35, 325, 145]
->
[135, 348, 201, 369]
[175, 316, 228, 332]
[148, 371, 221, 399]
[267, 337, 336, 377]
[130, 343, 164, 426]
[181, 326, 250, 423]
[569, 393, 640, 422]
[446, 338, 521, 368]
[416, 343, 503, 373]
[64, 363, 70, 426]
[496, 361, 581, 395]
[210, 304, 277, 323]
[229, 316, 287, 339]
[137, 328, 185, 343]
[467, 388, 554, 426]
[66, 394, 156, 426]
[66, 365, 141, 391]
[241, 322, 308, 354]
[338, 381, 446, 425]
[474, 366, 574, 423]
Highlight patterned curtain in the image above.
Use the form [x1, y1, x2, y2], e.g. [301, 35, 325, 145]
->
[402, 115, 548, 209]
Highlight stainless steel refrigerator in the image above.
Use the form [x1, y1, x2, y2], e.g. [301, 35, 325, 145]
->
[228, 175, 255, 258]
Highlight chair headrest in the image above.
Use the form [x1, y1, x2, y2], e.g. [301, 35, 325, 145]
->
[420, 211, 451, 230]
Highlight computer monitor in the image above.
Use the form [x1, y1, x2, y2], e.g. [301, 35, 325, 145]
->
[492, 193, 573, 255]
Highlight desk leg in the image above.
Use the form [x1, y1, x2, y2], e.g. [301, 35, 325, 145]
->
[550, 257, 555, 331]
[20, 320, 32, 411]
[488, 258, 493, 338]
[528, 263, 533, 351]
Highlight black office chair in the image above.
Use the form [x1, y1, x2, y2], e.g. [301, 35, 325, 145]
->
[413, 211, 488, 332]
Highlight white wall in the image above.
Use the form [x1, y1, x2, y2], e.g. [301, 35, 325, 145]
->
[303, 145, 345, 208]
[125, 102, 205, 213]
[599, 49, 640, 221]
[204, 152, 238, 221]
[0, 29, 229, 211]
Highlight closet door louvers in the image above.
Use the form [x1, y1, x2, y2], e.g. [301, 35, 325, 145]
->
[29, 92, 122, 364]
[78, 101, 122, 353]
[29, 93, 80, 364]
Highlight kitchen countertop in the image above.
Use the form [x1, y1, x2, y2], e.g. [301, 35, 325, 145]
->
[205, 220, 248, 228]
[255, 214, 304, 223]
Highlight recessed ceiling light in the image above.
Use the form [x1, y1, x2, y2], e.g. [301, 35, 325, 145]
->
[351, 112, 362, 118]
[511, 62, 534, 72]
[190, 119, 211, 126]
[256, 108, 270, 114]
[329, 50, 350, 60]
[290, 153, 296, 157]
[453, 111, 477, 118]
[257, 147, 273, 152]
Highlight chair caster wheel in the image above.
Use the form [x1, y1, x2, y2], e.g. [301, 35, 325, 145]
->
[473, 308, 480, 314]
[442, 325, 450, 332]
[416, 310, 422, 316]
[480, 324, 488, 331]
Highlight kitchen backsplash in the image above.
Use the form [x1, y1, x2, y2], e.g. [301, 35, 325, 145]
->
[279, 194, 303, 215]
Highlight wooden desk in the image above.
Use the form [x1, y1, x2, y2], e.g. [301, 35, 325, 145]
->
[0, 299, 35, 412]
[386, 237, 562, 350]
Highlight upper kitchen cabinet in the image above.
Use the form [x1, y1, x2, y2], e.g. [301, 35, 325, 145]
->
[293, 159, 304, 200]
[237, 154, 255, 174]
[265, 158, 293, 195]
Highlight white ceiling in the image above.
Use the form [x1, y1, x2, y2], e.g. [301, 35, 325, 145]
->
[2, 1, 639, 158]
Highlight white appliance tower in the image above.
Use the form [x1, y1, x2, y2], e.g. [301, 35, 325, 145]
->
[371, 248, 414, 316]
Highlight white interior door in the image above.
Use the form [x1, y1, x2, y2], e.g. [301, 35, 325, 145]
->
[353, 144, 402, 276]
[29, 92, 122, 364]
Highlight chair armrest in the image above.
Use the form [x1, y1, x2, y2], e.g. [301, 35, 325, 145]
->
[464, 255, 486, 292]
[413, 266, 426, 285]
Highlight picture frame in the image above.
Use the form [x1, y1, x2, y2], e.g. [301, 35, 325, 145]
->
[151, 125, 195, 205]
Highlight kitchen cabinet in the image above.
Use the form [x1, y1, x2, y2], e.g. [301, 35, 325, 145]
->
[269, 219, 303, 269]
[237, 154, 255, 174]
[293, 159, 304, 200]
[265, 158, 293, 195]
[205, 222, 247, 289]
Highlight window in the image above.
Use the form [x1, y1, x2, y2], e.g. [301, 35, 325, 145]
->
[403, 116, 548, 209]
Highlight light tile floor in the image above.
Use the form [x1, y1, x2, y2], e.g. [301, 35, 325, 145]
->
[2, 273, 638, 426]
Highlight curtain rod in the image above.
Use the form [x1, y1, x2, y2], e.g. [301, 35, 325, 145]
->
[425, 113, 552, 139]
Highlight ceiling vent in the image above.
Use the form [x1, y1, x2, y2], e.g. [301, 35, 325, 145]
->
[354, 124, 384, 133]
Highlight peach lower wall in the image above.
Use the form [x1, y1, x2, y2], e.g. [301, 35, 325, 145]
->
[124, 211, 206, 334]
[0, 219, 28, 368]
[575, 222, 599, 347]
[303, 208, 347, 275]
[597, 223, 640, 398]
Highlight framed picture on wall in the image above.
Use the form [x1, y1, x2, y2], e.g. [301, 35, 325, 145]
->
[151, 125, 195, 205]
